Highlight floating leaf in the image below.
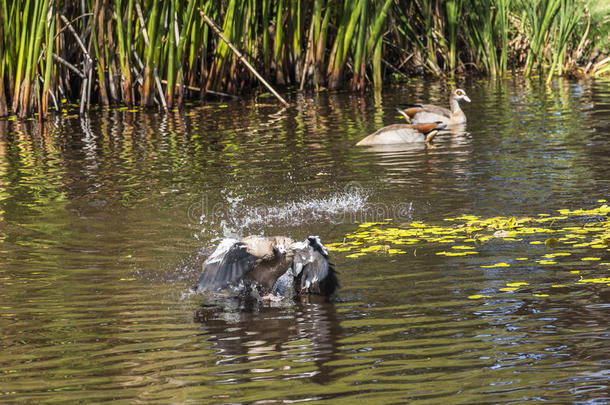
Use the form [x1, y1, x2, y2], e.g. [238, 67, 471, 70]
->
[578, 277, 610, 284]
[468, 294, 490, 299]
[533, 294, 549, 297]
[481, 262, 511, 268]
[538, 260, 556, 265]
[506, 282, 529, 287]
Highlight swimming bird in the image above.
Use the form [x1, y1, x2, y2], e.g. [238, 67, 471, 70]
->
[356, 122, 446, 146]
[397, 89, 471, 125]
[193, 236, 294, 296]
[193, 236, 338, 300]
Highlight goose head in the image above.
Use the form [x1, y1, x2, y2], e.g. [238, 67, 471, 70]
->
[453, 89, 471, 103]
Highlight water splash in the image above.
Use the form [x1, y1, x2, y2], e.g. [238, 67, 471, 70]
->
[198, 185, 370, 239]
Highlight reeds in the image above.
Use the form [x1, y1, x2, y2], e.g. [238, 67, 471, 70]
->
[0, 0, 606, 119]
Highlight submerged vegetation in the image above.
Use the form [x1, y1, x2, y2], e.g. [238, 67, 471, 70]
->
[327, 202, 610, 299]
[0, 0, 609, 118]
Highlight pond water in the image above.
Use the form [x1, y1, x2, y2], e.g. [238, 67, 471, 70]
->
[1, 78, 609, 403]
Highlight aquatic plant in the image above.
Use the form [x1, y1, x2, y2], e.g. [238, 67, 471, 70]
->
[327, 202, 610, 300]
[0, 0, 607, 118]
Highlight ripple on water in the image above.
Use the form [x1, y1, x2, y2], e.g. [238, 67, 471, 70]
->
[1, 79, 610, 403]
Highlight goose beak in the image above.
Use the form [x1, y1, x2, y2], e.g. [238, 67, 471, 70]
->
[463, 95, 471, 103]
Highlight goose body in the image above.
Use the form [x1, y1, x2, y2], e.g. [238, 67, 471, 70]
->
[356, 123, 446, 146]
[193, 236, 294, 294]
[193, 236, 338, 299]
[398, 89, 471, 125]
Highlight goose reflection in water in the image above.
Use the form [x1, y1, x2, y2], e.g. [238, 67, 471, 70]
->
[194, 299, 342, 386]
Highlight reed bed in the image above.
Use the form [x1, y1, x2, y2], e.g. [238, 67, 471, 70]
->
[0, 0, 608, 118]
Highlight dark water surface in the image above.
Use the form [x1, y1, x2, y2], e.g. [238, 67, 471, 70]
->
[1, 78, 609, 403]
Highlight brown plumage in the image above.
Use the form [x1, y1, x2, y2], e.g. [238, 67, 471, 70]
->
[193, 236, 294, 294]
[397, 89, 471, 125]
[193, 236, 339, 300]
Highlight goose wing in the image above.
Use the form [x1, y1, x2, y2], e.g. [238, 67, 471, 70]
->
[194, 241, 258, 291]
[420, 103, 451, 117]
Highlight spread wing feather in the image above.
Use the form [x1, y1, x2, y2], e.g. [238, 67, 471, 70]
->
[194, 242, 258, 291]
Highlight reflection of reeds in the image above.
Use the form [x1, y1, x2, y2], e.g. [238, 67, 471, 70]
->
[0, 0, 607, 119]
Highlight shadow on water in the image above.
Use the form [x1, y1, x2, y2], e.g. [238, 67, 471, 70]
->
[194, 298, 342, 388]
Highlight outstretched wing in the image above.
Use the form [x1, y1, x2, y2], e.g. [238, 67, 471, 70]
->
[194, 242, 258, 292]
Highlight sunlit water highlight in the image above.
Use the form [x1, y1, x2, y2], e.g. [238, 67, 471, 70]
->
[0, 78, 609, 403]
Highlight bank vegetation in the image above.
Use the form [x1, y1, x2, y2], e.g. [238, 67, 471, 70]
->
[0, 0, 608, 118]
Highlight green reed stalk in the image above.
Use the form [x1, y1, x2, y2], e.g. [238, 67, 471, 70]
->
[421, 0, 439, 74]
[208, 0, 236, 90]
[42, 8, 56, 117]
[546, 0, 582, 83]
[464, 0, 501, 76]
[524, 0, 561, 75]
[166, 0, 177, 107]
[0, 11, 6, 116]
[314, 0, 330, 87]
[175, 0, 196, 106]
[366, 0, 392, 59]
[261, 0, 271, 76]
[372, 32, 382, 88]
[366, 0, 392, 87]
[2, 1, 17, 102]
[290, 0, 301, 64]
[141, 0, 160, 106]
[92, 0, 109, 106]
[12, 0, 31, 110]
[351, 0, 367, 91]
[274, 0, 286, 85]
[327, 1, 361, 90]
[497, 0, 510, 73]
[446, 0, 462, 75]
[20, 0, 49, 118]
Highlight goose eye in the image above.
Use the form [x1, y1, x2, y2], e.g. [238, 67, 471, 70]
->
[456, 90, 463, 95]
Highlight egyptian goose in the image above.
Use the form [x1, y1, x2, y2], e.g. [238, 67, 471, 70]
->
[193, 236, 338, 299]
[397, 89, 471, 125]
[356, 122, 446, 146]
